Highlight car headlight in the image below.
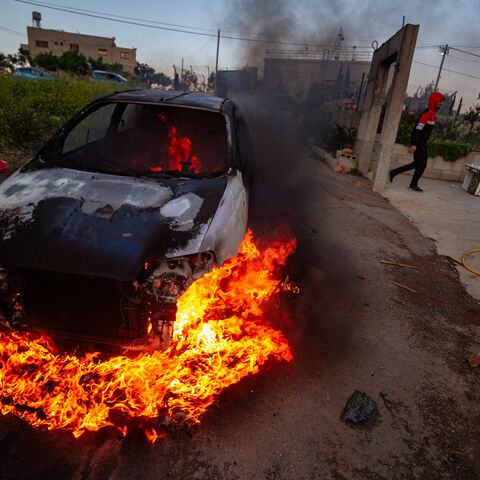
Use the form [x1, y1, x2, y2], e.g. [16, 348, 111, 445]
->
[140, 252, 215, 301]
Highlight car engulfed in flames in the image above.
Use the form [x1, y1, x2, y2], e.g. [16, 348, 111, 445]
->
[0, 90, 253, 349]
[0, 231, 296, 441]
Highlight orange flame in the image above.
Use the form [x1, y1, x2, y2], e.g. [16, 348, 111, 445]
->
[151, 112, 201, 173]
[166, 126, 201, 173]
[0, 231, 295, 443]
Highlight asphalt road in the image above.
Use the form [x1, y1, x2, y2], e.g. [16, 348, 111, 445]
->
[1, 106, 479, 479]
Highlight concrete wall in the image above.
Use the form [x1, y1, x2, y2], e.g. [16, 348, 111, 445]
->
[263, 57, 370, 101]
[370, 142, 480, 182]
[21, 27, 137, 73]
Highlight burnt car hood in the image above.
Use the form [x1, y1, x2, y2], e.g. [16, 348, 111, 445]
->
[0, 167, 227, 281]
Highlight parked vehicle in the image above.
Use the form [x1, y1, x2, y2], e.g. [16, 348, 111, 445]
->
[91, 70, 127, 84]
[0, 90, 252, 349]
[0, 160, 9, 179]
[13, 67, 54, 81]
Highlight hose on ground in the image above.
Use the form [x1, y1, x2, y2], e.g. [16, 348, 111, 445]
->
[462, 249, 480, 276]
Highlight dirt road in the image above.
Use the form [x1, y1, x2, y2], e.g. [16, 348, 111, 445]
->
[0, 110, 479, 479]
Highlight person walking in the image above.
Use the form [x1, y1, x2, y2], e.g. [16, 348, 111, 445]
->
[390, 92, 445, 192]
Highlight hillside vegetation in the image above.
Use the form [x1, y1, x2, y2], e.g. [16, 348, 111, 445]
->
[0, 77, 130, 169]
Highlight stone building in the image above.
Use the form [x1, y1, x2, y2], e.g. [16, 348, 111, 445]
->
[21, 26, 137, 73]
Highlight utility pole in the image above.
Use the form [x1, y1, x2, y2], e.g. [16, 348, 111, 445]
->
[449, 91, 457, 114]
[456, 97, 463, 117]
[181, 58, 184, 84]
[434, 44, 448, 91]
[214, 29, 220, 95]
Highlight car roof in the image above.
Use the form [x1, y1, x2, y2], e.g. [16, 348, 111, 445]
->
[93, 70, 121, 75]
[23, 67, 50, 74]
[106, 90, 228, 111]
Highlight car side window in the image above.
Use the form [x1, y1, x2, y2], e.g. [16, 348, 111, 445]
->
[62, 103, 117, 154]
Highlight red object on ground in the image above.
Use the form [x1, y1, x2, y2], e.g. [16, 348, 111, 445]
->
[0, 160, 9, 178]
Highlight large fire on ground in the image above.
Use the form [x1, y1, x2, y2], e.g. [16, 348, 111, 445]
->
[0, 231, 296, 443]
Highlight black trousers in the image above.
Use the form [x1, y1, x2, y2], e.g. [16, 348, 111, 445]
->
[391, 146, 427, 187]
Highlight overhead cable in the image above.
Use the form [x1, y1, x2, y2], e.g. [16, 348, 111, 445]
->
[13, 0, 377, 49]
[0, 25, 27, 37]
[413, 60, 480, 81]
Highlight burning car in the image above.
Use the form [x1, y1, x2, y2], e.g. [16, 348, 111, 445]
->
[0, 90, 251, 349]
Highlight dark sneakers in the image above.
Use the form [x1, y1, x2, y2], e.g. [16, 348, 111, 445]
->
[409, 185, 423, 192]
[389, 170, 394, 183]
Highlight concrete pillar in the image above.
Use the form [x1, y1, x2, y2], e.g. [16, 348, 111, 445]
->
[355, 59, 390, 174]
[372, 24, 419, 192]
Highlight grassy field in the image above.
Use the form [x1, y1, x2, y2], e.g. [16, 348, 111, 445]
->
[0, 76, 131, 171]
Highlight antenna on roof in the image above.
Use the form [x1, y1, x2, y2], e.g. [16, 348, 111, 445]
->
[32, 11, 41, 28]
[333, 27, 346, 61]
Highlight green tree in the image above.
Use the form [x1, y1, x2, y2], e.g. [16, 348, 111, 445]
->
[109, 62, 124, 74]
[431, 115, 465, 142]
[88, 56, 107, 71]
[134, 62, 154, 83]
[152, 72, 171, 86]
[0, 53, 10, 72]
[0, 49, 29, 73]
[32, 51, 59, 71]
[58, 50, 89, 76]
[180, 70, 198, 92]
[18, 47, 31, 66]
[462, 95, 480, 143]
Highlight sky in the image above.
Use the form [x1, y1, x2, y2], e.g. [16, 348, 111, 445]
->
[1, 0, 479, 110]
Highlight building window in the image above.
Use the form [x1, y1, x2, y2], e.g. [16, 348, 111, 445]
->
[98, 48, 108, 56]
[35, 40, 48, 48]
[120, 51, 129, 60]
[70, 44, 79, 51]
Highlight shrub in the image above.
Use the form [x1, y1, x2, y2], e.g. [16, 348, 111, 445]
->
[0, 76, 130, 155]
[324, 122, 356, 151]
[32, 52, 59, 71]
[427, 140, 475, 162]
[58, 50, 89, 76]
[396, 121, 414, 146]
[431, 115, 465, 142]
[396, 118, 477, 162]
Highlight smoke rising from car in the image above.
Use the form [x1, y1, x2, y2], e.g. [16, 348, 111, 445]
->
[223, 0, 339, 67]
[230, 92, 311, 238]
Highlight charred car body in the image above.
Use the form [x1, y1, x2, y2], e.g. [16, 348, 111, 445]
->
[0, 90, 251, 348]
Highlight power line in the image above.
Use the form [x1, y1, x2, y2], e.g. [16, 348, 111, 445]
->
[413, 60, 480, 81]
[21, 0, 219, 33]
[449, 46, 480, 59]
[449, 54, 480, 64]
[15, 0, 218, 38]
[183, 37, 215, 62]
[16, 0, 353, 44]
[14, 0, 479, 57]
[447, 45, 480, 49]
[13, 0, 376, 49]
[0, 25, 27, 37]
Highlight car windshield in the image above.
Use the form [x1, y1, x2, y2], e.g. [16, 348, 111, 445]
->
[42, 102, 229, 178]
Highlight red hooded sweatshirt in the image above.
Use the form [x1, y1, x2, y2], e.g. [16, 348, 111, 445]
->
[410, 92, 445, 147]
